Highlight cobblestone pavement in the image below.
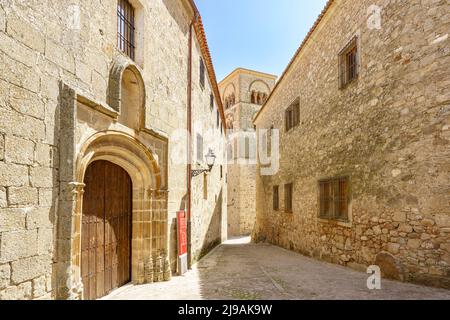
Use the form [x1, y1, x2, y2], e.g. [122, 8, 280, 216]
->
[104, 237, 450, 300]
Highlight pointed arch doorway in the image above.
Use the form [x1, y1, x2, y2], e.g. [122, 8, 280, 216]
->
[81, 160, 132, 300]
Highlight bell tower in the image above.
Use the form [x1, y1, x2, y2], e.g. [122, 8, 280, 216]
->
[219, 68, 277, 237]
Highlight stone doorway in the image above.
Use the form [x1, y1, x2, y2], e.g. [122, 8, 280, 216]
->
[81, 160, 132, 300]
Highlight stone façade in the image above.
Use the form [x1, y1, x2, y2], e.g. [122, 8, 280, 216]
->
[253, 0, 450, 289]
[0, 0, 227, 299]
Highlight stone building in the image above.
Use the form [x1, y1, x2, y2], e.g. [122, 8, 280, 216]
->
[0, 0, 227, 300]
[219, 69, 277, 237]
[253, 0, 450, 288]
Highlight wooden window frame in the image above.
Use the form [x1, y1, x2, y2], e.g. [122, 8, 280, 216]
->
[273, 185, 279, 211]
[339, 37, 359, 89]
[117, 0, 136, 60]
[285, 99, 300, 133]
[284, 183, 293, 213]
[319, 176, 350, 222]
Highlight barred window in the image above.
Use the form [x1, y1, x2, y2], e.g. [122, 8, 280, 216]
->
[273, 186, 279, 211]
[339, 37, 359, 88]
[319, 177, 350, 221]
[117, 0, 135, 60]
[285, 99, 300, 132]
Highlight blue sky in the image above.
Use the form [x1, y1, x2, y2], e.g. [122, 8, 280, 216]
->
[195, 0, 329, 81]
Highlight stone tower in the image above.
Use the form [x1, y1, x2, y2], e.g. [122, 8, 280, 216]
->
[219, 68, 277, 237]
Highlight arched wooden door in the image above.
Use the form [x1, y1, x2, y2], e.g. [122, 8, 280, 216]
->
[81, 160, 132, 300]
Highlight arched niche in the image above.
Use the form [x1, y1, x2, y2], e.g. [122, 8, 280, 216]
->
[108, 55, 146, 130]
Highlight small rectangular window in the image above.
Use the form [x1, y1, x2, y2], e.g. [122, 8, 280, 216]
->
[319, 177, 350, 221]
[285, 99, 300, 132]
[273, 186, 279, 211]
[200, 58, 205, 88]
[268, 125, 274, 156]
[339, 37, 359, 89]
[285, 183, 293, 213]
[117, 0, 135, 60]
[210, 93, 214, 111]
[196, 134, 203, 163]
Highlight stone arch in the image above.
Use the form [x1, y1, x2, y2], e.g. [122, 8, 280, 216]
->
[249, 80, 270, 104]
[70, 131, 170, 299]
[248, 79, 271, 94]
[223, 83, 236, 109]
[108, 55, 146, 130]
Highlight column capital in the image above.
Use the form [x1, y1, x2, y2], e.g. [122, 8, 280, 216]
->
[69, 182, 86, 195]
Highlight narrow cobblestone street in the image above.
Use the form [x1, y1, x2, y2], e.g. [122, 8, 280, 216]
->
[104, 238, 450, 300]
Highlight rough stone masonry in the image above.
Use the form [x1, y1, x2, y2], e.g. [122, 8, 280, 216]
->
[253, 0, 450, 289]
[0, 0, 228, 300]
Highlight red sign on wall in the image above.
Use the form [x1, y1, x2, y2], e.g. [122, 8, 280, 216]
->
[177, 210, 187, 257]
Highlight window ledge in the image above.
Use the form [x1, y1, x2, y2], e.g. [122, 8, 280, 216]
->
[318, 217, 352, 228]
[339, 77, 359, 90]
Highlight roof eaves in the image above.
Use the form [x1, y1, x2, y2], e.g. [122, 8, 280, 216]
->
[253, 0, 335, 123]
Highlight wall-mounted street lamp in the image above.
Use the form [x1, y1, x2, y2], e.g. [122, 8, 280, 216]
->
[192, 149, 216, 177]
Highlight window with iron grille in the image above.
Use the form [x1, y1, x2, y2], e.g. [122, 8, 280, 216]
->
[200, 57, 205, 89]
[196, 133, 203, 163]
[285, 183, 293, 213]
[339, 37, 359, 88]
[273, 186, 279, 211]
[285, 99, 300, 132]
[117, 0, 136, 60]
[319, 177, 350, 221]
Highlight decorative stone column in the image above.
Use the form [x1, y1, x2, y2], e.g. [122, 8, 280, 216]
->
[69, 182, 86, 300]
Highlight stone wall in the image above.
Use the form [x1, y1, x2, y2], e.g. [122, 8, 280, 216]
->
[254, 0, 450, 289]
[0, 0, 227, 299]
[190, 35, 228, 263]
